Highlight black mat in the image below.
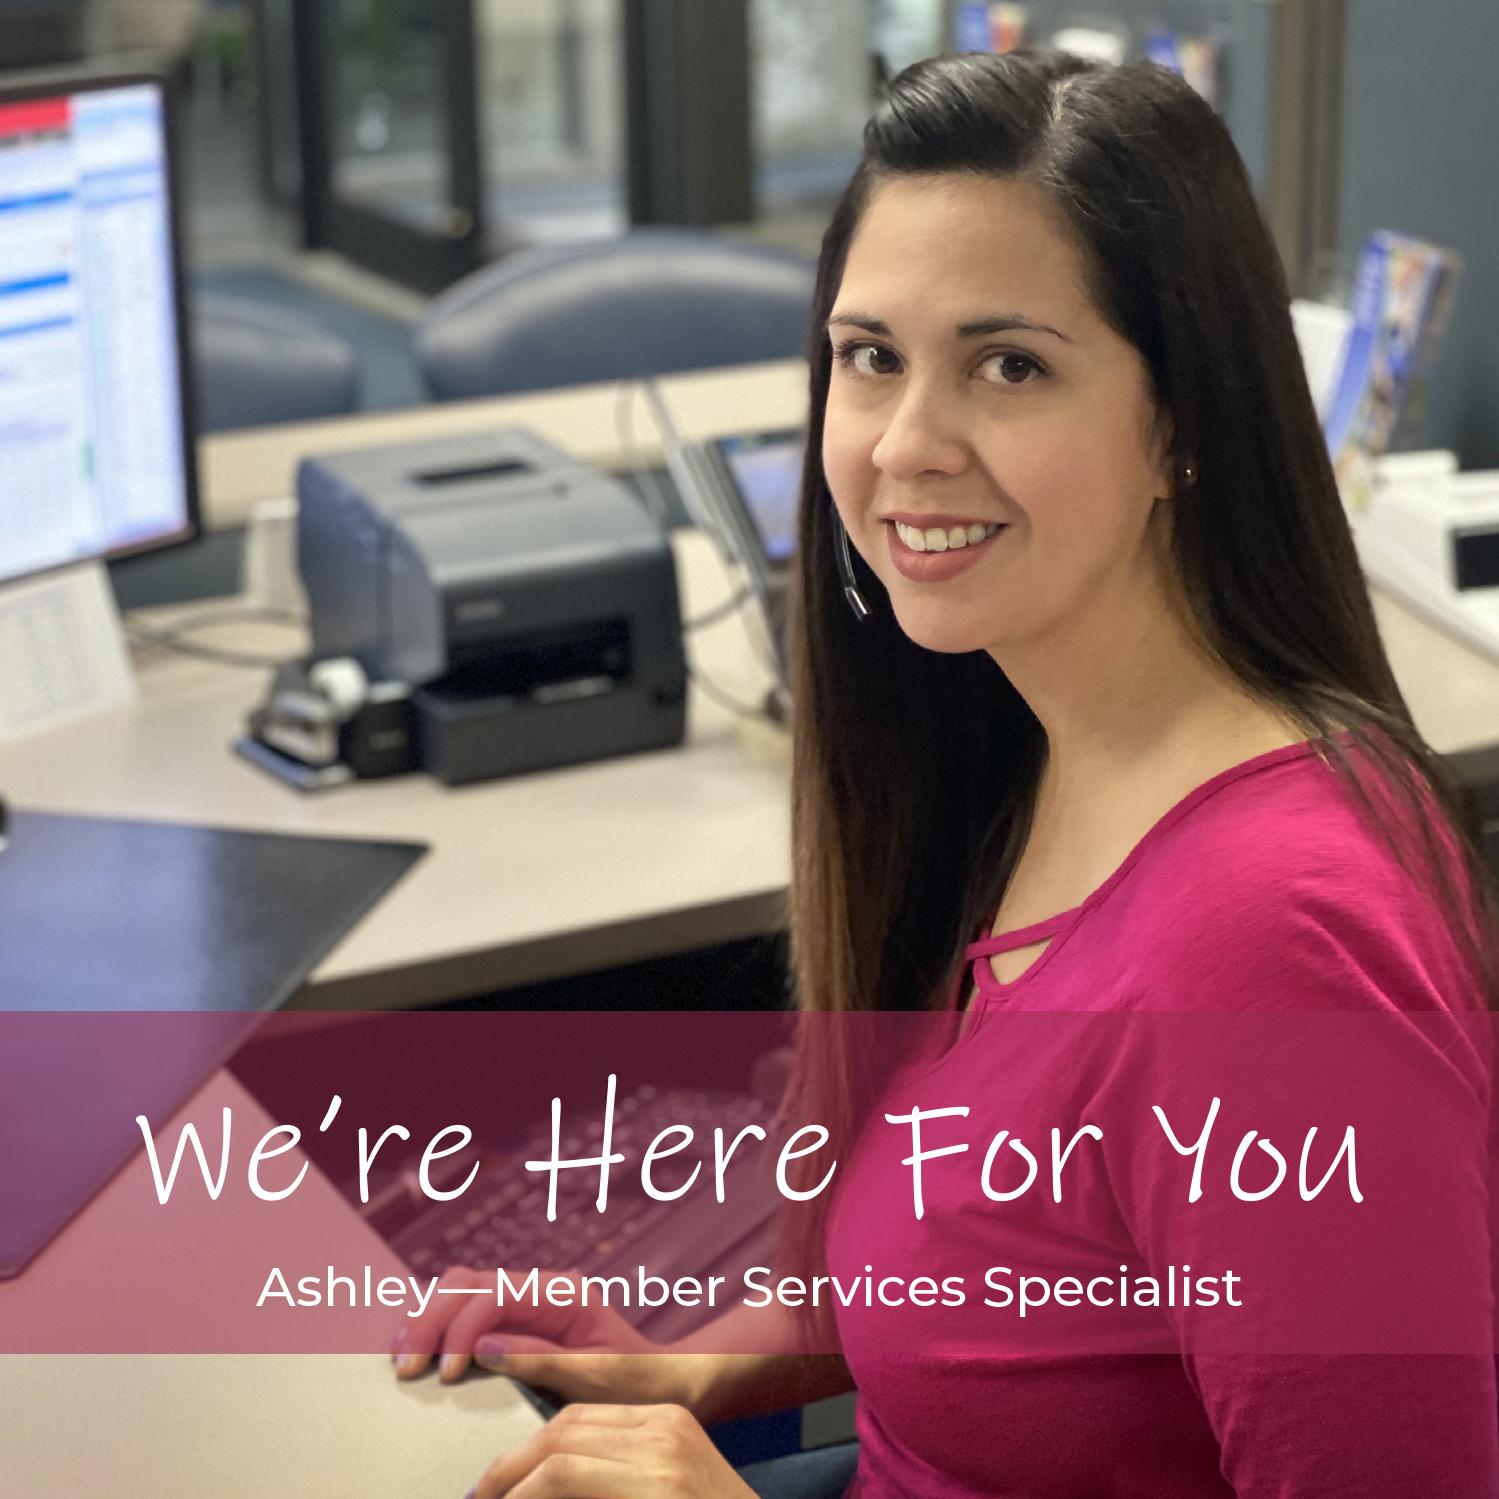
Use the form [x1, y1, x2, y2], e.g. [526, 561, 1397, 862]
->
[0, 810, 425, 1277]
[0, 810, 425, 1012]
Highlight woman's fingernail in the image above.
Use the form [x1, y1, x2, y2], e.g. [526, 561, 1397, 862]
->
[395, 1353, 423, 1377]
[440, 1353, 466, 1380]
[390, 1328, 409, 1358]
[474, 1335, 507, 1363]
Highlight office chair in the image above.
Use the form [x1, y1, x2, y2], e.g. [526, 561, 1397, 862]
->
[739, 1442, 860, 1499]
[190, 291, 360, 433]
[414, 230, 817, 401]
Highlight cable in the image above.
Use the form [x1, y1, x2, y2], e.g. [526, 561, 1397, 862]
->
[125, 632, 292, 669]
[138, 604, 307, 633]
[614, 378, 674, 531]
[615, 380, 775, 654]
[631, 377, 788, 683]
[124, 604, 307, 670]
[684, 584, 751, 633]
[685, 656, 778, 724]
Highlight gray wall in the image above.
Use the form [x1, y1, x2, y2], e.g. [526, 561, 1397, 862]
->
[1338, 0, 1499, 467]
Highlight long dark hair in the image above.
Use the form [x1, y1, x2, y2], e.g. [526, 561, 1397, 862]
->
[780, 51, 1497, 1295]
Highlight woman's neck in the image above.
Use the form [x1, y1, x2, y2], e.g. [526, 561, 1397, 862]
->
[989, 560, 1301, 816]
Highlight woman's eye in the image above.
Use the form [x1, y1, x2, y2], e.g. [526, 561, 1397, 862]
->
[982, 351, 1046, 385]
[835, 342, 901, 378]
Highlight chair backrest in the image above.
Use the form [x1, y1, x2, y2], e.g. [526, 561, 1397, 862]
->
[415, 230, 817, 402]
[191, 291, 359, 434]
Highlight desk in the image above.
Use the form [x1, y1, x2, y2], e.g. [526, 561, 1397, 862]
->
[2, 359, 1499, 1008]
[0, 1068, 544, 1497]
[0, 528, 790, 1009]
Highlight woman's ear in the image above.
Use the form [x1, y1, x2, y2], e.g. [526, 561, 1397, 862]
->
[1149, 401, 1198, 499]
[1146, 406, 1179, 501]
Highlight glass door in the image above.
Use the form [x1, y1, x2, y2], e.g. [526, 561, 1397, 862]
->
[750, 0, 873, 222]
[478, 0, 629, 247]
[299, 0, 485, 293]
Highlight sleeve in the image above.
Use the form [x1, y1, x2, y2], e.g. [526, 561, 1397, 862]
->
[1089, 874, 1497, 1498]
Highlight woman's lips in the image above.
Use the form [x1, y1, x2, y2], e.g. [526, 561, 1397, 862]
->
[884, 519, 1007, 582]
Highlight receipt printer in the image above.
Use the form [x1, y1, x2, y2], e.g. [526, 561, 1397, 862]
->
[296, 429, 687, 785]
[1355, 451, 1499, 593]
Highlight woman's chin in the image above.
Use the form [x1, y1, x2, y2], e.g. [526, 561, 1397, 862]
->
[889, 602, 1012, 658]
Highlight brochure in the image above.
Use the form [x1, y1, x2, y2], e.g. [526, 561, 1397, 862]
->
[1322, 231, 1462, 510]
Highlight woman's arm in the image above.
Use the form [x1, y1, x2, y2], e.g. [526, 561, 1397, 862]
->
[394, 1267, 855, 1423]
[666, 1301, 856, 1422]
[1099, 869, 1497, 1495]
[1185, 1353, 1497, 1498]
[483, 1302, 855, 1424]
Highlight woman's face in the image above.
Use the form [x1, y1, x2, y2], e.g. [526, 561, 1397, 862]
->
[822, 173, 1176, 657]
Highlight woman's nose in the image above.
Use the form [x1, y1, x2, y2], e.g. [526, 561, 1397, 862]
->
[870, 381, 969, 480]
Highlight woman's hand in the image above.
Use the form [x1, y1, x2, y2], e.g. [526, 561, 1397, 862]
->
[466, 1402, 758, 1499]
[391, 1266, 691, 1409]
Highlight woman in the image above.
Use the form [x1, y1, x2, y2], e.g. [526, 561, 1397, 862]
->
[394, 51, 1498, 1497]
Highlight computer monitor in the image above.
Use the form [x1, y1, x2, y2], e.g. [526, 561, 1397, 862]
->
[0, 70, 198, 589]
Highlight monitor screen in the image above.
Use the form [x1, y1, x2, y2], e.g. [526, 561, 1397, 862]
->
[713, 430, 803, 568]
[0, 76, 196, 587]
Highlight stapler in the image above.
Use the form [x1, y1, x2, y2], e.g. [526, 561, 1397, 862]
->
[237, 656, 416, 791]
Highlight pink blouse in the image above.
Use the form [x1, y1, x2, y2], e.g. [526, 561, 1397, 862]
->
[826, 742, 1496, 1497]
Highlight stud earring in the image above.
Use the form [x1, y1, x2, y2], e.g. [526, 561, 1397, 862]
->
[833, 511, 871, 621]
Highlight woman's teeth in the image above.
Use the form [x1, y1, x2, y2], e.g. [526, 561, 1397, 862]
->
[893, 521, 1003, 553]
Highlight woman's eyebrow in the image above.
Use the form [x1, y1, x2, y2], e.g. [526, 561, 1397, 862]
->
[827, 310, 1072, 343]
[957, 314, 1072, 343]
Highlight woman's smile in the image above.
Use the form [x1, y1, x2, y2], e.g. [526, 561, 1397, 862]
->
[884, 517, 1010, 582]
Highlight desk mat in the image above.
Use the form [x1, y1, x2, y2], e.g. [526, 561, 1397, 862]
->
[0, 809, 426, 1011]
[0, 810, 426, 1277]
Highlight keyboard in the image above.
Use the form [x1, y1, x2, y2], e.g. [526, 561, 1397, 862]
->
[366, 1082, 786, 1339]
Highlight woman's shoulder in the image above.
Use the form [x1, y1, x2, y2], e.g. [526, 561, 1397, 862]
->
[1106, 740, 1488, 1014]
[1131, 737, 1454, 905]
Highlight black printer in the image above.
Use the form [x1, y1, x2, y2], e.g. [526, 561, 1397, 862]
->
[295, 429, 687, 785]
